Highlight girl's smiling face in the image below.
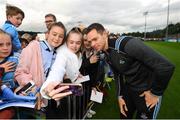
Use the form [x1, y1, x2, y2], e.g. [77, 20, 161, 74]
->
[0, 34, 12, 60]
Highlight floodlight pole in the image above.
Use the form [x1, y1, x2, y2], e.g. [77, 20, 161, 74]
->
[166, 0, 170, 40]
[143, 11, 148, 40]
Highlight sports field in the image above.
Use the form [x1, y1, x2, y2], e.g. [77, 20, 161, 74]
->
[92, 41, 180, 119]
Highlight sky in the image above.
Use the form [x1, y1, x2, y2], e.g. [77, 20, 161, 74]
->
[0, 0, 179, 33]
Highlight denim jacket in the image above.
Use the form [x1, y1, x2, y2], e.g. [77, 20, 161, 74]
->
[1, 53, 19, 89]
[2, 21, 22, 52]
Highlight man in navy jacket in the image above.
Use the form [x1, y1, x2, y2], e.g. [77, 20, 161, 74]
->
[85, 23, 175, 119]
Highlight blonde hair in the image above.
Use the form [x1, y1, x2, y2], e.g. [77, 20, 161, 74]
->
[0, 29, 11, 38]
[21, 33, 32, 42]
[66, 27, 83, 54]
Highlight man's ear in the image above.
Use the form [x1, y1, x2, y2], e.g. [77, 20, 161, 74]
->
[7, 15, 11, 20]
[105, 29, 109, 35]
[103, 30, 108, 39]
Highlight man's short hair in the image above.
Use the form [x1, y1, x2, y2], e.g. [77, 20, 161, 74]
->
[86, 23, 105, 35]
[6, 4, 25, 18]
[45, 13, 57, 22]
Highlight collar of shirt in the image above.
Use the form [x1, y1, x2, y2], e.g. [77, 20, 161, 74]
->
[0, 57, 8, 64]
[5, 20, 13, 25]
[40, 40, 55, 52]
[40, 40, 56, 79]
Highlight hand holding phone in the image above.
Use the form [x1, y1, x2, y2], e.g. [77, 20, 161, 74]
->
[16, 81, 35, 95]
[56, 83, 83, 96]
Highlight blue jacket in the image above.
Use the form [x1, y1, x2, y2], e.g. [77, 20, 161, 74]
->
[2, 21, 21, 52]
[1, 53, 19, 89]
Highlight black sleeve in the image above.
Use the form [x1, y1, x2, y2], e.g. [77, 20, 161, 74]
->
[80, 53, 100, 87]
[79, 54, 91, 75]
[124, 38, 175, 96]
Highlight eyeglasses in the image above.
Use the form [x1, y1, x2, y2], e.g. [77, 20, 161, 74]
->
[45, 20, 54, 23]
[71, 27, 82, 33]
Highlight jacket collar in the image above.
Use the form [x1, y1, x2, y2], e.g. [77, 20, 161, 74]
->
[107, 38, 116, 53]
[5, 20, 13, 25]
[41, 40, 54, 52]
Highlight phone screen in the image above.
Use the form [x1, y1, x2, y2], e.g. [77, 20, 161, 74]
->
[68, 85, 83, 96]
[56, 83, 83, 96]
[16, 82, 34, 94]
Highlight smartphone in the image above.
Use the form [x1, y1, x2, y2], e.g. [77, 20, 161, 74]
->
[74, 75, 90, 83]
[56, 83, 83, 96]
[16, 81, 35, 95]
